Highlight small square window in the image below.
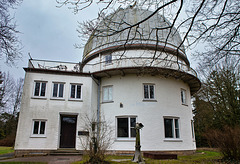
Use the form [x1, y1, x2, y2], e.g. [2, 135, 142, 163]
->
[52, 83, 64, 98]
[103, 86, 113, 102]
[70, 84, 82, 99]
[181, 89, 187, 105]
[105, 54, 112, 64]
[117, 117, 136, 138]
[32, 120, 46, 136]
[34, 82, 47, 97]
[164, 118, 180, 139]
[143, 84, 155, 100]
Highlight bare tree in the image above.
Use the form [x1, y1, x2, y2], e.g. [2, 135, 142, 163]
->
[79, 113, 113, 163]
[12, 78, 23, 115]
[0, 0, 22, 65]
[57, 0, 239, 68]
[0, 72, 15, 113]
[0, 72, 23, 114]
[0, 72, 4, 108]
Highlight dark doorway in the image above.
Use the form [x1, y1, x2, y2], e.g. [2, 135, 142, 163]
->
[60, 115, 77, 148]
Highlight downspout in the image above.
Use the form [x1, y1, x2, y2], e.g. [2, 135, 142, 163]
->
[97, 78, 101, 140]
[91, 75, 101, 141]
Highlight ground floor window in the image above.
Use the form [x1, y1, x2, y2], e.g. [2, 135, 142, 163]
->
[117, 116, 136, 138]
[32, 120, 46, 136]
[164, 117, 180, 138]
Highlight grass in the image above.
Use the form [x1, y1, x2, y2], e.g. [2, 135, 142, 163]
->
[0, 147, 14, 155]
[73, 150, 223, 164]
[0, 162, 46, 164]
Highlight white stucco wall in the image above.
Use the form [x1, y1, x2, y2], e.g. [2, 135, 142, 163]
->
[15, 72, 97, 150]
[83, 50, 196, 77]
[100, 74, 196, 151]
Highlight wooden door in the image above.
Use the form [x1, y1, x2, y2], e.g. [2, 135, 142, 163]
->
[60, 115, 77, 148]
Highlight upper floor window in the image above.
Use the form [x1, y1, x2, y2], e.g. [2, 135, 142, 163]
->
[117, 116, 136, 138]
[191, 120, 195, 139]
[34, 81, 46, 97]
[52, 83, 64, 98]
[181, 89, 187, 105]
[102, 85, 113, 102]
[70, 84, 82, 99]
[164, 117, 180, 139]
[105, 54, 112, 64]
[143, 84, 155, 100]
[32, 120, 46, 137]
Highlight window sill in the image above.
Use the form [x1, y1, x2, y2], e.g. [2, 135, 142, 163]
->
[164, 139, 183, 142]
[115, 138, 135, 142]
[30, 135, 46, 138]
[142, 99, 157, 102]
[104, 63, 113, 66]
[68, 99, 83, 102]
[182, 103, 188, 106]
[31, 96, 47, 100]
[102, 101, 114, 104]
[50, 98, 65, 101]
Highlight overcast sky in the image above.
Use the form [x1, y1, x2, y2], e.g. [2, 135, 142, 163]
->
[1, 1, 199, 79]
[1, 0, 98, 79]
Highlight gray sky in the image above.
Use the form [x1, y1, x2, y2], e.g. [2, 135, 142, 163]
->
[1, 0, 98, 79]
[1, 1, 199, 79]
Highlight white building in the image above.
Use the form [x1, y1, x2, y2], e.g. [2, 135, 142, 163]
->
[15, 7, 201, 156]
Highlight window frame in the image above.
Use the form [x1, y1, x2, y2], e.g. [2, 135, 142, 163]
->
[51, 82, 65, 100]
[105, 54, 112, 65]
[102, 85, 113, 103]
[191, 120, 195, 141]
[163, 117, 181, 140]
[143, 83, 156, 101]
[116, 116, 137, 140]
[31, 120, 47, 137]
[69, 83, 82, 101]
[181, 89, 187, 105]
[32, 81, 47, 98]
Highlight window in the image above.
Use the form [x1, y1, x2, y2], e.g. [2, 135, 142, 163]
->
[164, 118, 180, 138]
[70, 84, 82, 99]
[191, 120, 195, 139]
[117, 117, 136, 138]
[143, 84, 155, 99]
[34, 81, 46, 97]
[181, 89, 186, 105]
[32, 120, 46, 136]
[102, 86, 113, 102]
[105, 54, 112, 64]
[52, 83, 64, 98]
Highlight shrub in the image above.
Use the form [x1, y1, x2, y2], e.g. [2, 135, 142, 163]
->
[204, 126, 240, 161]
[0, 135, 15, 146]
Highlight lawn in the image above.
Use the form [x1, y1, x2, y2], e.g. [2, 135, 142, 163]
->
[0, 147, 14, 155]
[74, 150, 223, 163]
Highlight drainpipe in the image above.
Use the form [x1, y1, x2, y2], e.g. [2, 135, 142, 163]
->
[97, 78, 101, 141]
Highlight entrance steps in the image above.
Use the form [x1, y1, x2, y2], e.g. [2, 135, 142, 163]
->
[50, 149, 83, 156]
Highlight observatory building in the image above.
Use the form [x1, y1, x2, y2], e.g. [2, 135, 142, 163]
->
[15, 7, 201, 156]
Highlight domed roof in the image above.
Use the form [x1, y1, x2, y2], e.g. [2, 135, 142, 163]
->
[83, 6, 188, 64]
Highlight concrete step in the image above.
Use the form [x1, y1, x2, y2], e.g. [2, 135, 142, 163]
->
[49, 149, 83, 156]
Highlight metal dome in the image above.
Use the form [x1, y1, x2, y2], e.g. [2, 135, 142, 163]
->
[83, 6, 188, 64]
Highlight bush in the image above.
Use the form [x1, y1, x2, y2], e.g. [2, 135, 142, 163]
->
[0, 135, 15, 146]
[204, 126, 240, 161]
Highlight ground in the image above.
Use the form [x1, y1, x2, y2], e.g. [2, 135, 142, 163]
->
[0, 147, 225, 164]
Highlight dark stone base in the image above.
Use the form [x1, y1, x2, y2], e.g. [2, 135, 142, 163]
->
[143, 152, 177, 159]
